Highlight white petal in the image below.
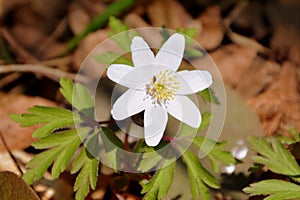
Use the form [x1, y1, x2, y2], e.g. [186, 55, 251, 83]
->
[175, 70, 213, 95]
[111, 89, 150, 120]
[107, 64, 133, 83]
[154, 33, 185, 71]
[108, 65, 155, 89]
[144, 106, 168, 146]
[167, 96, 201, 128]
[131, 37, 155, 67]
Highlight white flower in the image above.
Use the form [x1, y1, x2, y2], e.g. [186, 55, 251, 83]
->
[107, 33, 212, 146]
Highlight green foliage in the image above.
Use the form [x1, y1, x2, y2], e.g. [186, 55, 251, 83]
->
[10, 106, 75, 138]
[182, 149, 220, 200]
[11, 78, 99, 200]
[248, 136, 300, 182]
[141, 158, 176, 200]
[71, 148, 99, 200]
[93, 52, 132, 66]
[108, 16, 138, 52]
[198, 88, 220, 104]
[245, 136, 300, 199]
[93, 16, 136, 66]
[276, 127, 300, 145]
[243, 180, 300, 200]
[193, 137, 237, 172]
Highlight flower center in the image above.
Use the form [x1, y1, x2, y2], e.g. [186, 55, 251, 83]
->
[145, 70, 180, 107]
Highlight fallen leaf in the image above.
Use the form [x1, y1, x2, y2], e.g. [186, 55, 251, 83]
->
[68, 3, 91, 35]
[247, 62, 300, 135]
[0, 93, 56, 152]
[0, 171, 40, 200]
[236, 58, 281, 98]
[147, 0, 192, 29]
[196, 6, 224, 50]
[208, 44, 257, 87]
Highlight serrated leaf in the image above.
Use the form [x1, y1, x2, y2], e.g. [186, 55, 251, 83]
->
[192, 136, 237, 172]
[59, 78, 74, 104]
[248, 136, 300, 182]
[184, 48, 203, 59]
[198, 88, 220, 104]
[182, 149, 220, 190]
[60, 78, 94, 117]
[108, 16, 131, 51]
[10, 106, 75, 138]
[23, 147, 63, 184]
[138, 148, 164, 172]
[182, 149, 219, 200]
[72, 82, 94, 117]
[93, 52, 132, 66]
[72, 148, 99, 200]
[243, 179, 300, 200]
[141, 158, 176, 200]
[23, 128, 89, 182]
[100, 127, 123, 170]
[198, 112, 212, 132]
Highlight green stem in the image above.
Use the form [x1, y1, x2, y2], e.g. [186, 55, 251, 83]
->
[65, 0, 135, 54]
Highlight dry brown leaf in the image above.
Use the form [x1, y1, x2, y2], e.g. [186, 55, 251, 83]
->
[11, 24, 47, 50]
[196, 6, 224, 50]
[236, 58, 281, 98]
[68, 3, 91, 35]
[247, 62, 300, 135]
[73, 30, 109, 72]
[0, 0, 29, 19]
[147, 0, 192, 29]
[209, 44, 257, 87]
[0, 93, 56, 152]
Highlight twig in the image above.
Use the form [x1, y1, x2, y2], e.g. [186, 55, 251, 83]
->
[0, 72, 22, 89]
[0, 28, 39, 63]
[65, 0, 136, 53]
[0, 130, 23, 175]
[0, 64, 90, 84]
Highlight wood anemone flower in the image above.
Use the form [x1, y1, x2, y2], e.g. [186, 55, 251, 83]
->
[107, 33, 212, 146]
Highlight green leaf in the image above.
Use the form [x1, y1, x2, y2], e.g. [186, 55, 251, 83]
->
[277, 127, 300, 145]
[60, 77, 94, 117]
[192, 136, 237, 172]
[23, 147, 62, 184]
[182, 149, 220, 189]
[108, 16, 134, 51]
[184, 48, 203, 59]
[93, 52, 132, 66]
[177, 27, 197, 47]
[138, 147, 164, 172]
[10, 106, 75, 138]
[72, 148, 99, 200]
[248, 136, 300, 182]
[198, 88, 220, 104]
[198, 112, 212, 132]
[243, 179, 300, 200]
[72, 82, 94, 117]
[141, 158, 176, 200]
[100, 127, 123, 170]
[181, 149, 219, 200]
[59, 77, 74, 104]
[23, 128, 89, 183]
